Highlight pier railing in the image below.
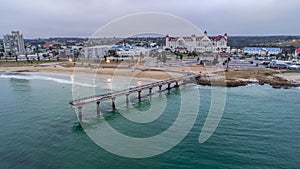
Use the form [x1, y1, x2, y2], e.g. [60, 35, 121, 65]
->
[69, 73, 201, 119]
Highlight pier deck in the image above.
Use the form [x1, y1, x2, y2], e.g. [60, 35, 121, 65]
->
[69, 74, 200, 108]
[69, 74, 201, 119]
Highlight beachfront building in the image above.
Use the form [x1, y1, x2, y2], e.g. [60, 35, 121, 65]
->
[243, 47, 281, 56]
[116, 48, 147, 57]
[3, 31, 25, 57]
[164, 31, 230, 53]
[83, 45, 111, 59]
[83, 43, 150, 59]
[112, 44, 147, 57]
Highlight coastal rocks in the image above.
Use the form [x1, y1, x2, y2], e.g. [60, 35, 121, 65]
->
[196, 74, 300, 88]
[196, 78, 251, 87]
[256, 76, 300, 89]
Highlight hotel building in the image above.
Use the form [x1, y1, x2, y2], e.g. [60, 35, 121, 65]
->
[164, 31, 230, 53]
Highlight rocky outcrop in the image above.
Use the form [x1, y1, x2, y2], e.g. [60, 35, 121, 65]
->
[196, 73, 300, 88]
[256, 76, 300, 88]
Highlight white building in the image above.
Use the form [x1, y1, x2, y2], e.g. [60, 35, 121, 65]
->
[165, 31, 230, 53]
[83, 45, 111, 59]
[3, 31, 25, 57]
[243, 47, 281, 56]
[116, 47, 147, 57]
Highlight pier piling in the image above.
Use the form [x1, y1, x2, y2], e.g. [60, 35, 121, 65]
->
[174, 82, 179, 88]
[138, 90, 142, 101]
[96, 102, 100, 115]
[167, 83, 171, 90]
[126, 94, 129, 106]
[112, 97, 116, 110]
[78, 106, 83, 121]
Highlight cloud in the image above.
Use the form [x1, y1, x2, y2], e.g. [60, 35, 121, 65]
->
[0, 0, 299, 38]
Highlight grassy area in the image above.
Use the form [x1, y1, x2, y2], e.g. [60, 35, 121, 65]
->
[214, 69, 299, 80]
[213, 69, 278, 80]
[0, 60, 68, 67]
[281, 70, 300, 74]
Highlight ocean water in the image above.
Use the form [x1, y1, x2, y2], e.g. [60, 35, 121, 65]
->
[0, 72, 300, 169]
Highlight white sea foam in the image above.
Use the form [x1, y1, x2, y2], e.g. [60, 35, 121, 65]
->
[0, 74, 97, 87]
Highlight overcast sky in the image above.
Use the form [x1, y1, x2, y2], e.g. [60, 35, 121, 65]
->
[1, 0, 299, 38]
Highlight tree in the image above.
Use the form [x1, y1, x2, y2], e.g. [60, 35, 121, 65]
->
[223, 57, 231, 71]
[276, 53, 283, 60]
[108, 49, 119, 57]
[73, 49, 80, 62]
[8, 51, 12, 58]
[192, 51, 198, 57]
[165, 48, 171, 52]
[161, 53, 167, 63]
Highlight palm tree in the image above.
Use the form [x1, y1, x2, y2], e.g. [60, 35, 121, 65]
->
[223, 57, 231, 71]
[226, 57, 231, 71]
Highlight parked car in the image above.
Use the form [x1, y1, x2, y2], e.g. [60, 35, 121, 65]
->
[287, 64, 300, 70]
[260, 61, 270, 65]
[267, 60, 292, 69]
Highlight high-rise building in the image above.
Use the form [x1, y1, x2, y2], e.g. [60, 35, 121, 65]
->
[3, 31, 25, 57]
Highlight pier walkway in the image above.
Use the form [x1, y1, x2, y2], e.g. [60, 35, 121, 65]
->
[69, 74, 201, 119]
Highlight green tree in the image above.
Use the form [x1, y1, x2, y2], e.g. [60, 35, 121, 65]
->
[223, 57, 231, 71]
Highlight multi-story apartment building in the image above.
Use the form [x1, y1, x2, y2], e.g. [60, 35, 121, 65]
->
[3, 31, 25, 57]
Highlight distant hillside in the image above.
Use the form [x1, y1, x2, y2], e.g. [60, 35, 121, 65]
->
[228, 36, 300, 48]
[2, 36, 299, 52]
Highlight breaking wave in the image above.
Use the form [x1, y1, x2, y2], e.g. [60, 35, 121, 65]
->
[0, 74, 97, 87]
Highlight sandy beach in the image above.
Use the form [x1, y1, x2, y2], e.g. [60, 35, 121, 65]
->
[0, 64, 185, 80]
[1, 62, 299, 88]
[275, 73, 300, 84]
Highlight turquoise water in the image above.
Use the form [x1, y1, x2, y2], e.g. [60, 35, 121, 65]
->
[1, 72, 300, 168]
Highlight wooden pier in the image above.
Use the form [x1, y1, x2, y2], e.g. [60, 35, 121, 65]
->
[69, 74, 201, 119]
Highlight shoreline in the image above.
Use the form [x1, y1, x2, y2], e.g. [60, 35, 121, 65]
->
[0, 65, 184, 81]
[0, 64, 299, 89]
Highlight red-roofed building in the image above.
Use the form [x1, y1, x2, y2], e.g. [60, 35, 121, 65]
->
[295, 48, 300, 58]
[43, 43, 53, 48]
[165, 31, 230, 53]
